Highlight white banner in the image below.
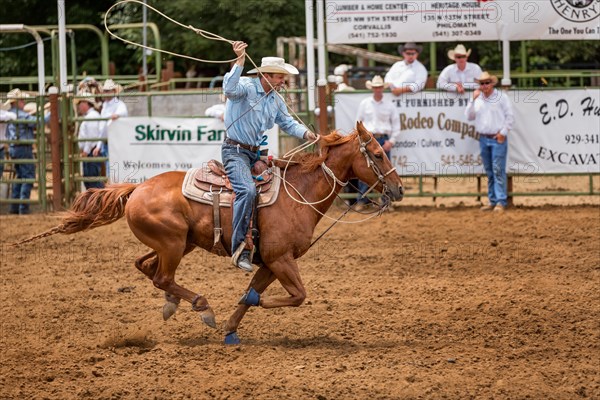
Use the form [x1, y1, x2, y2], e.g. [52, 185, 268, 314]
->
[334, 89, 600, 174]
[510, 88, 600, 174]
[326, 0, 600, 44]
[108, 117, 279, 184]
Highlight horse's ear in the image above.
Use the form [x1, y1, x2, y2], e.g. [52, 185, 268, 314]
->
[356, 121, 370, 139]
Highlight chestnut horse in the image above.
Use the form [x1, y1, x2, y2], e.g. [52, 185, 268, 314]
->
[17, 122, 403, 344]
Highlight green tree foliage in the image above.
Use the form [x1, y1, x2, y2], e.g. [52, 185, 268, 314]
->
[157, 0, 306, 76]
[1, 0, 598, 83]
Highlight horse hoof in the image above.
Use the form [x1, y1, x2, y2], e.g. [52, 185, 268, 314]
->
[162, 302, 178, 321]
[200, 307, 217, 329]
[224, 331, 241, 345]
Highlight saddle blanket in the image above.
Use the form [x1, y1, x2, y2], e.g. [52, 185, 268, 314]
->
[181, 166, 281, 208]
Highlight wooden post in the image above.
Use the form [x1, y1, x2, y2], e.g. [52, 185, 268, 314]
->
[138, 73, 147, 92]
[48, 87, 63, 211]
[161, 61, 175, 91]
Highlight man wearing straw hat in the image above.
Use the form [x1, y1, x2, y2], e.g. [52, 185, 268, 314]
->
[465, 72, 514, 213]
[222, 41, 317, 272]
[437, 44, 483, 94]
[99, 79, 128, 176]
[4, 89, 37, 214]
[355, 75, 399, 209]
[76, 93, 105, 190]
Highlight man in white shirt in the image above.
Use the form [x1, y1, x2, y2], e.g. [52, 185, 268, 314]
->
[437, 44, 483, 94]
[205, 94, 226, 121]
[76, 94, 104, 189]
[0, 104, 17, 179]
[99, 79, 128, 152]
[384, 42, 428, 96]
[465, 72, 514, 213]
[355, 75, 400, 208]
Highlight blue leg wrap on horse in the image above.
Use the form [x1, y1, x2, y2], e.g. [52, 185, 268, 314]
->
[224, 331, 241, 345]
[238, 287, 260, 306]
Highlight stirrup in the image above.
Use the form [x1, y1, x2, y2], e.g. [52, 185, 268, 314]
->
[231, 242, 254, 272]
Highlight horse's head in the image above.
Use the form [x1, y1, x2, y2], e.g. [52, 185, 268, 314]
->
[352, 121, 404, 202]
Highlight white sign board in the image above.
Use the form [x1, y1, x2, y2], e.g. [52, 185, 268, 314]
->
[108, 117, 279, 183]
[326, 0, 600, 43]
[334, 89, 600, 174]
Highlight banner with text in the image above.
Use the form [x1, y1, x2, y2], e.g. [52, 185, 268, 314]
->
[108, 117, 279, 184]
[326, 0, 600, 44]
[334, 88, 600, 174]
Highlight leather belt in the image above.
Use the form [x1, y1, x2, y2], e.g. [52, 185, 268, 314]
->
[224, 137, 260, 152]
[477, 132, 497, 139]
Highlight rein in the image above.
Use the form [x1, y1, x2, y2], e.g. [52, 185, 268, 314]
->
[104, 1, 394, 248]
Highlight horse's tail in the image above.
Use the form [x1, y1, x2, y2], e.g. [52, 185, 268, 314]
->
[12, 184, 137, 246]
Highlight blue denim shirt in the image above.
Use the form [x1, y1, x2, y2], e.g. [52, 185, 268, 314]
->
[223, 64, 306, 146]
[7, 107, 36, 145]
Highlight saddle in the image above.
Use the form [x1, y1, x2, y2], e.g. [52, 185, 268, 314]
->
[192, 159, 274, 193]
[181, 159, 281, 260]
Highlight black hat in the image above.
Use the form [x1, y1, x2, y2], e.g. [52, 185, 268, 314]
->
[398, 42, 423, 54]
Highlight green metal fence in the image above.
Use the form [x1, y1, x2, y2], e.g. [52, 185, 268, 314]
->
[1, 86, 598, 214]
[0, 97, 47, 211]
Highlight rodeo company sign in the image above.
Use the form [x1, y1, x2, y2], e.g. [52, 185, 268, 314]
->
[108, 117, 279, 183]
[334, 88, 600, 175]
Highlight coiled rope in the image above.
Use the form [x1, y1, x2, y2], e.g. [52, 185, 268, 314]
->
[103, 1, 380, 228]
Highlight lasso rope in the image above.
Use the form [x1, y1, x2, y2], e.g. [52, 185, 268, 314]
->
[104, 1, 381, 227]
[104, 0, 312, 135]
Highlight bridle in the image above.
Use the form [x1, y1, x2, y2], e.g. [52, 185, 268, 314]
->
[357, 133, 397, 196]
[321, 133, 397, 202]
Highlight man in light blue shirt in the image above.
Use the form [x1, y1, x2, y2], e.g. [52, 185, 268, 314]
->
[222, 41, 317, 272]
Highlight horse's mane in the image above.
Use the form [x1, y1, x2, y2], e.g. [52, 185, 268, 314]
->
[286, 130, 357, 173]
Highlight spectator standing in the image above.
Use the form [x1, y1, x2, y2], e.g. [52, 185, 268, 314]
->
[465, 72, 514, 213]
[222, 41, 317, 272]
[4, 89, 36, 214]
[437, 44, 483, 94]
[333, 64, 356, 92]
[355, 75, 400, 208]
[0, 102, 17, 180]
[76, 94, 105, 190]
[384, 42, 428, 96]
[99, 79, 128, 163]
[205, 94, 226, 121]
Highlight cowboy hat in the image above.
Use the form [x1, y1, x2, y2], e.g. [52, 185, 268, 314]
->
[102, 79, 118, 91]
[365, 75, 389, 89]
[3, 88, 30, 107]
[398, 42, 423, 54]
[448, 44, 472, 61]
[73, 92, 97, 106]
[247, 57, 299, 75]
[475, 71, 499, 85]
[23, 102, 39, 115]
[333, 64, 351, 76]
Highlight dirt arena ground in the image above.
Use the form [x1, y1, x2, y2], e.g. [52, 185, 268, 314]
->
[1, 201, 599, 399]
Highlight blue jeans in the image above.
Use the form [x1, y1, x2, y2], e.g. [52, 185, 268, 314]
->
[82, 150, 105, 190]
[9, 145, 35, 214]
[221, 144, 259, 254]
[480, 136, 508, 207]
[357, 135, 390, 204]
